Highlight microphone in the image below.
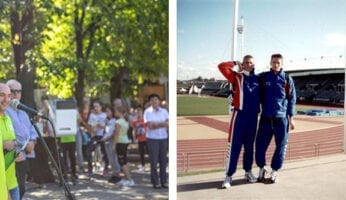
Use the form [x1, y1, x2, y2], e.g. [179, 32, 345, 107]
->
[10, 99, 48, 119]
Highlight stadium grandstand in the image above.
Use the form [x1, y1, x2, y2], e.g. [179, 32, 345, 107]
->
[177, 68, 345, 107]
[291, 68, 344, 106]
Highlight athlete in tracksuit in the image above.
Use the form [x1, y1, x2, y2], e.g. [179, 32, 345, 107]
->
[218, 55, 260, 188]
[255, 53, 296, 183]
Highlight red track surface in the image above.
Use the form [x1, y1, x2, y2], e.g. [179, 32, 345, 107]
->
[177, 116, 344, 172]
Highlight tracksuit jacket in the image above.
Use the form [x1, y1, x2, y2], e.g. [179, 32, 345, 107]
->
[255, 68, 296, 171]
[218, 61, 260, 176]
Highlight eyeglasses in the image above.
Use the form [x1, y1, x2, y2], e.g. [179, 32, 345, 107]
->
[10, 89, 22, 94]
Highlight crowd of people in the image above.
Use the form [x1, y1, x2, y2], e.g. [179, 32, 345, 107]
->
[218, 53, 296, 188]
[55, 95, 169, 189]
[0, 77, 169, 200]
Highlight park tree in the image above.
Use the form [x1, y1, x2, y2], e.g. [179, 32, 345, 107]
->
[89, 0, 168, 102]
[37, 0, 168, 107]
[36, 0, 104, 108]
[0, 0, 168, 108]
[0, 0, 49, 107]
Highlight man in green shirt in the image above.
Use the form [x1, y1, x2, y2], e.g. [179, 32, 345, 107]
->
[0, 128, 8, 200]
[0, 83, 20, 199]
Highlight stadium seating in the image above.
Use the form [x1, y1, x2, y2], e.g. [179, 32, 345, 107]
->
[177, 69, 344, 106]
[293, 73, 344, 105]
[199, 81, 224, 95]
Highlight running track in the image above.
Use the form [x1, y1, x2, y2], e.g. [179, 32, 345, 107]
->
[177, 116, 344, 172]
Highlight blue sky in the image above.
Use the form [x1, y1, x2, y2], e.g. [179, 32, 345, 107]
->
[177, 0, 346, 80]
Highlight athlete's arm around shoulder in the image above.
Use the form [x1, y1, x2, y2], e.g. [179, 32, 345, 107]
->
[287, 75, 296, 131]
[218, 61, 241, 83]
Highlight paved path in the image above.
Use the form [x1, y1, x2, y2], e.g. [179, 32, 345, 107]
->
[178, 154, 346, 200]
[24, 160, 168, 199]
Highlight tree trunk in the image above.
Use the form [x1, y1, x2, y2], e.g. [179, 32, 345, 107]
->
[75, 69, 85, 109]
[10, 2, 36, 107]
[18, 66, 35, 108]
[110, 67, 126, 103]
[73, 4, 98, 108]
[74, 5, 85, 108]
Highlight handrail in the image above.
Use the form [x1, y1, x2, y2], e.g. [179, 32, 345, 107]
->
[177, 141, 343, 172]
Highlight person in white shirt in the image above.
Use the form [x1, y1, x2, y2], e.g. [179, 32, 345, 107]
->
[144, 94, 169, 189]
[100, 105, 122, 183]
[86, 100, 107, 175]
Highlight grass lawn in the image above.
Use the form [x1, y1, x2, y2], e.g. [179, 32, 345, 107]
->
[177, 95, 317, 116]
[177, 95, 229, 116]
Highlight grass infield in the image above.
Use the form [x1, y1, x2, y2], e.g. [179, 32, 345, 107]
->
[177, 95, 313, 116]
[177, 95, 229, 116]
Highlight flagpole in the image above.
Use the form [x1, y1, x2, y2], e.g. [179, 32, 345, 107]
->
[229, 0, 239, 116]
[231, 0, 239, 60]
[228, 0, 239, 117]
[226, 0, 240, 170]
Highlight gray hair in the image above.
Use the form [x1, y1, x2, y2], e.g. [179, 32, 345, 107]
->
[6, 79, 22, 89]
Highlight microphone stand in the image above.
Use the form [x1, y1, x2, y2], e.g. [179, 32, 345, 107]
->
[30, 117, 76, 200]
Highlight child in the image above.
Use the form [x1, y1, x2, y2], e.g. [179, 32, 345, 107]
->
[113, 106, 134, 186]
[100, 105, 121, 183]
[132, 107, 148, 172]
[86, 101, 107, 175]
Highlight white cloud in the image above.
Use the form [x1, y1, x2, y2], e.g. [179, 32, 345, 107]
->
[177, 62, 225, 80]
[323, 33, 346, 47]
[177, 63, 197, 80]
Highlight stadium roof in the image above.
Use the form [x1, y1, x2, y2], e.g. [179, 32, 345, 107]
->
[287, 68, 345, 76]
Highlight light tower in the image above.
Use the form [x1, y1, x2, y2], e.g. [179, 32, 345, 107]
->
[237, 16, 244, 60]
[231, 0, 239, 60]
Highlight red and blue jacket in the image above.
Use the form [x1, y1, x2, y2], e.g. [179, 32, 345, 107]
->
[218, 61, 260, 142]
[218, 61, 260, 114]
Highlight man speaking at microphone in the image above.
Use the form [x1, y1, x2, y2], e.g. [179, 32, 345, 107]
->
[6, 79, 38, 200]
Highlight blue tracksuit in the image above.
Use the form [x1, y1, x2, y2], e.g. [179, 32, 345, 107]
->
[220, 67, 260, 177]
[255, 69, 296, 170]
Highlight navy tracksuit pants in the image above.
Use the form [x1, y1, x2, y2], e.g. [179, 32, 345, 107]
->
[225, 110, 258, 176]
[255, 117, 289, 171]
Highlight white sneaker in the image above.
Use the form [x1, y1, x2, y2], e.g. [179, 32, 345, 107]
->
[95, 166, 103, 173]
[221, 176, 232, 188]
[258, 168, 267, 182]
[118, 179, 135, 187]
[139, 166, 145, 173]
[117, 179, 127, 186]
[245, 171, 257, 183]
[127, 179, 135, 186]
[270, 170, 278, 183]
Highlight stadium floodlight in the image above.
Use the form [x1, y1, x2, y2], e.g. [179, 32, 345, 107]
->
[237, 16, 244, 60]
[231, 0, 239, 60]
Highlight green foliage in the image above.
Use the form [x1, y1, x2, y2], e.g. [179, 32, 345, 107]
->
[0, 0, 53, 81]
[0, 2, 17, 79]
[36, 0, 168, 101]
[36, 66, 75, 98]
[0, 0, 168, 103]
[92, 0, 168, 80]
[36, 2, 77, 98]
